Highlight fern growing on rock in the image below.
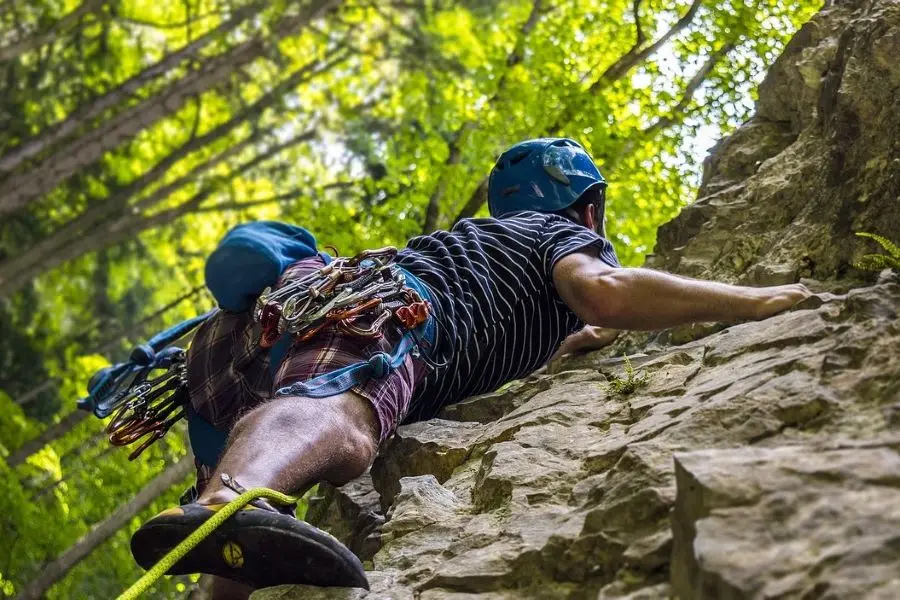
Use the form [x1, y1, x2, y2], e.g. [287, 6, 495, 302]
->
[608, 355, 650, 395]
[854, 232, 900, 271]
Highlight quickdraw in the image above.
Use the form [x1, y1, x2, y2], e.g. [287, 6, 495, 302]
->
[104, 350, 189, 460]
[254, 246, 432, 349]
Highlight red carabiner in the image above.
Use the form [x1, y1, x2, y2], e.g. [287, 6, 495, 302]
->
[396, 301, 430, 329]
[259, 302, 283, 348]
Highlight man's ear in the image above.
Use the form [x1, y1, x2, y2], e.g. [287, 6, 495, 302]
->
[582, 203, 597, 232]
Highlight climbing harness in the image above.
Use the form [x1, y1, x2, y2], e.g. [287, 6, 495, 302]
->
[187, 248, 441, 466]
[83, 238, 438, 462]
[116, 475, 300, 600]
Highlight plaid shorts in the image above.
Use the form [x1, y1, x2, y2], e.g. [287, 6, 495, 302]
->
[185, 256, 426, 490]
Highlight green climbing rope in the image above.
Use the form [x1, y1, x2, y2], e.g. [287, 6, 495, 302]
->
[117, 487, 300, 600]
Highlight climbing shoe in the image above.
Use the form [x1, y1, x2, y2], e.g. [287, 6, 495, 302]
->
[130, 501, 369, 589]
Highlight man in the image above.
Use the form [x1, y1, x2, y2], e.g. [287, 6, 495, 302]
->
[130, 138, 810, 597]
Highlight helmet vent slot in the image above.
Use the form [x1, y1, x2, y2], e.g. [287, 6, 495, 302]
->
[508, 151, 529, 166]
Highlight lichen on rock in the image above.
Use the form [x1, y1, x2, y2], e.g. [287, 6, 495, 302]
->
[254, 1, 900, 598]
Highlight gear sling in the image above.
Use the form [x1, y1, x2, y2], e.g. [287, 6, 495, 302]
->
[78, 221, 435, 467]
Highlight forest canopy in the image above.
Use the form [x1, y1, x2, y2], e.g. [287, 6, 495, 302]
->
[0, 0, 819, 597]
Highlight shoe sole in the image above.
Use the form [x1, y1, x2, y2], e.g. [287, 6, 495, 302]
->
[131, 509, 369, 589]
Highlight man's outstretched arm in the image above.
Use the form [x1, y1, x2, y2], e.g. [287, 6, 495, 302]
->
[552, 250, 811, 331]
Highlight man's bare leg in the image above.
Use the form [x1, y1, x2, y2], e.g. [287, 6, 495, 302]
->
[195, 391, 381, 599]
[198, 391, 380, 504]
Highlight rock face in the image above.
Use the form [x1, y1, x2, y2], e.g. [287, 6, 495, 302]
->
[254, 1, 900, 598]
[648, 0, 900, 284]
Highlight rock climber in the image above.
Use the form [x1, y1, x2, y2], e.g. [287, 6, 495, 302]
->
[130, 137, 811, 598]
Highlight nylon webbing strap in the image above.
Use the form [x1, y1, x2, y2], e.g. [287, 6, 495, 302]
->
[275, 329, 419, 398]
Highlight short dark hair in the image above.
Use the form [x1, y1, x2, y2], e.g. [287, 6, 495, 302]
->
[553, 186, 606, 228]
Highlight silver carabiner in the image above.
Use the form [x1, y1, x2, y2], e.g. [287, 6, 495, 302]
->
[302, 288, 356, 323]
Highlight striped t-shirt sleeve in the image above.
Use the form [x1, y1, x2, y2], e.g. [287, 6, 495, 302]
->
[537, 214, 621, 277]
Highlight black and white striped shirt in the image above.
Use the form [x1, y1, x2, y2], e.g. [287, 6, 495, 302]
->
[396, 211, 620, 422]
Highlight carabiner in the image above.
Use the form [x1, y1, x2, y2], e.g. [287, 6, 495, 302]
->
[396, 301, 431, 329]
[347, 247, 398, 267]
[259, 302, 284, 349]
[338, 309, 392, 338]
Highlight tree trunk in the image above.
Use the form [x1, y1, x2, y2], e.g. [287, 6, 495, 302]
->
[0, 0, 339, 217]
[0, 0, 263, 173]
[0, 0, 106, 64]
[0, 46, 349, 298]
[21, 127, 320, 271]
[14, 456, 194, 600]
[452, 177, 489, 225]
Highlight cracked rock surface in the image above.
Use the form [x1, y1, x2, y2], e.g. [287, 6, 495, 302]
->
[254, 0, 900, 598]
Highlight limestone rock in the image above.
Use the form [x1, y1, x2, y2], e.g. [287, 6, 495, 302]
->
[305, 473, 384, 562]
[253, 1, 900, 598]
[671, 442, 900, 599]
[256, 278, 900, 600]
[371, 419, 485, 510]
[647, 0, 900, 284]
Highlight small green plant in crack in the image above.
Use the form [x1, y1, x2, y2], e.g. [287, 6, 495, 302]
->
[607, 354, 650, 395]
[854, 232, 900, 271]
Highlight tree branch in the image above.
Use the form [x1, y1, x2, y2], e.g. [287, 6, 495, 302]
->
[33, 444, 116, 500]
[592, 0, 703, 90]
[15, 457, 194, 600]
[110, 8, 225, 30]
[0, 49, 350, 297]
[0, 0, 340, 217]
[8, 283, 204, 414]
[451, 177, 489, 226]
[0, 0, 106, 64]
[0, 0, 264, 173]
[194, 179, 358, 214]
[422, 0, 544, 233]
[7, 411, 89, 467]
[131, 128, 270, 213]
[642, 41, 734, 135]
[452, 0, 707, 224]
[632, 0, 646, 49]
[191, 189, 302, 213]
[55, 130, 320, 263]
[0, 142, 272, 293]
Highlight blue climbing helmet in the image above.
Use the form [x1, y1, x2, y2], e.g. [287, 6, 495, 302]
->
[488, 138, 607, 218]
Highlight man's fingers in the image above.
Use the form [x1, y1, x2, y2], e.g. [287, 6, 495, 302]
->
[597, 328, 620, 345]
[587, 327, 620, 344]
[755, 284, 814, 320]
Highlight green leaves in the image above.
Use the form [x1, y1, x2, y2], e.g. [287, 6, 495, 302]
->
[854, 232, 900, 271]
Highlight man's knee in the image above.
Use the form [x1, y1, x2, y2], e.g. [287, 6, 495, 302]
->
[326, 394, 380, 483]
[229, 392, 379, 481]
